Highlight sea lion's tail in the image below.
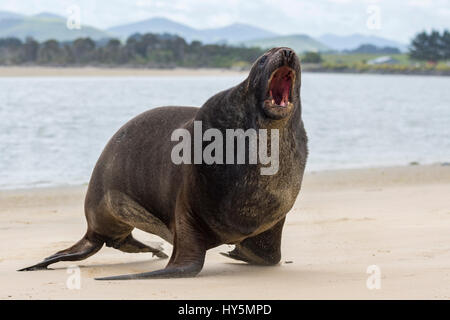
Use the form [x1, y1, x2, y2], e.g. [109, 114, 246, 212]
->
[18, 231, 104, 271]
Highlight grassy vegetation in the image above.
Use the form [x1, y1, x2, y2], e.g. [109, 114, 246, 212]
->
[307, 52, 450, 75]
[321, 53, 411, 65]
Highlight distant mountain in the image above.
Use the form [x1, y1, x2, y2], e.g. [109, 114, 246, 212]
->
[0, 10, 24, 20]
[33, 12, 65, 19]
[108, 17, 276, 43]
[201, 23, 277, 44]
[319, 33, 407, 52]
[0, 10, 111, 41]
[0, 11, 409, 53]
[244, 34, 330, 53]
[108, 17, 198, 41]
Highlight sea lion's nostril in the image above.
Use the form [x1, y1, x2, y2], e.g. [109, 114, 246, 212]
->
[281, 48, 293, 63]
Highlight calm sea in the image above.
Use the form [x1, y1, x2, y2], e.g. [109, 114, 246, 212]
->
[0, 73, 449, 189]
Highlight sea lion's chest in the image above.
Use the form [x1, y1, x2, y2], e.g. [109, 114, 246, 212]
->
[192, 147, 304, 243]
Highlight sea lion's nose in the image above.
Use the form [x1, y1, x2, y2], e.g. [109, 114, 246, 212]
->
[279, 48, 294, 63]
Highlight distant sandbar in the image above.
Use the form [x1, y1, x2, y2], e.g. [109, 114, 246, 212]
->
[0, 66, 247, 77]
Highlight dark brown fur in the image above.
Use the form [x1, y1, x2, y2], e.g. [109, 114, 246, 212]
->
[19, 47, 308, 279]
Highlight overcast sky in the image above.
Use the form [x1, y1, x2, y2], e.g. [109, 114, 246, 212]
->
[1, 0, 449, 43]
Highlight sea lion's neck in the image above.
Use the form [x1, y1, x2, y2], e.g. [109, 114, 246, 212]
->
[196, 81, 301, 133]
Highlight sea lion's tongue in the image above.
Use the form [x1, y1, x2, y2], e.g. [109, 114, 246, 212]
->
[279, 76, 291, 106]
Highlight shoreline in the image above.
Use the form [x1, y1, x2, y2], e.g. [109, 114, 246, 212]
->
[1, 163, 449, 192]
[1, 66, 449, 77]
[1, 164, 450, 299]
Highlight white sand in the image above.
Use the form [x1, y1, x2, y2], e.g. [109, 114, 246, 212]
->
[0, 164, 449, 299]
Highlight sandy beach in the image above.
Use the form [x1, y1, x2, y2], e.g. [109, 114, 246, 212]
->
[0, 66, 247, 77]
[0, 164, 449, 299]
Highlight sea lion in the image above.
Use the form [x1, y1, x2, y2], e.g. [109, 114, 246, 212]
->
[19, 47, 308, 279]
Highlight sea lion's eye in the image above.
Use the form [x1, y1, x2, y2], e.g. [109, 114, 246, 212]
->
[259, 55, 267, 65]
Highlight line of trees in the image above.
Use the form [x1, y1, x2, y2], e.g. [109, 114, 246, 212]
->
[0, 33, 264, 68]
[2, 30, 449, 67]
[409, 30, 450, 63]
[301, 51, 323, 63]
[345, 44, 400, 54]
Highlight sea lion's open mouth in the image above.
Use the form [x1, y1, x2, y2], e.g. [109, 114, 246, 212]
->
[266, 66, 294, 107]
[262, 66, 295, 120]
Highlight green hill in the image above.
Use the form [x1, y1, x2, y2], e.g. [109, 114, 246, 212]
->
[0, 12, 111, 41]
[244, 34, 330, 53]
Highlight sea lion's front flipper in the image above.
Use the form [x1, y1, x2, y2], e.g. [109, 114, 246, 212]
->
[220, 249, 253, 263]
[96, 209, 207, 280]
[95, 263, 203, 280]
[221, 218, 285, 266]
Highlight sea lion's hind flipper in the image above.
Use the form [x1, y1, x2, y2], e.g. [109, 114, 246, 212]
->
[18, 232, 104, 271]
[114, 234, 168, 259]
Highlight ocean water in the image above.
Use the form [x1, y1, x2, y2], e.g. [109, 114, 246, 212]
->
[0, 73, 449, 189]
